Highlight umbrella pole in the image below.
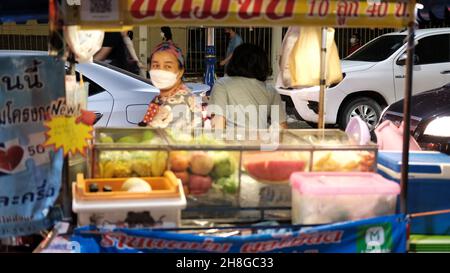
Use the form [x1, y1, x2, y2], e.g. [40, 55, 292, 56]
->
[318, 27, 327, 129]
[400, 2, 417, 214]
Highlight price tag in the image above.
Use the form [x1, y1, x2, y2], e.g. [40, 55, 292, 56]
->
[26, 132, 52, 167]
[43, 114, 93, 157]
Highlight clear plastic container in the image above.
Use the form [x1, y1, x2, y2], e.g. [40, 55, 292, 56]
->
[290, 172, 400, 224]
[89, 128, 378, 221]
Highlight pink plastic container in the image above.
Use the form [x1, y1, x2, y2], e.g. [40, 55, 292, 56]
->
[290, 172, 400, 224]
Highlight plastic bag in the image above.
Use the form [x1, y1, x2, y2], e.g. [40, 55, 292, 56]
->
[375, 120, 421, 151]
[289, 27, 343, 87]
[276, 27, 300, 89]
[0, 56, 65, 237]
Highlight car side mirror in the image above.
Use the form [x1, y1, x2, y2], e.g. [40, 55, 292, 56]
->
[125, 104, 149, 125]
[396, 53, 419, 66]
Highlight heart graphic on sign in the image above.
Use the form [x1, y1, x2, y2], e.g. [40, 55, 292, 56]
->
[0, 146, 24, 172]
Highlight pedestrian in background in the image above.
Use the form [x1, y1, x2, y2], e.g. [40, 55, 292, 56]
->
[161, 26, 173, 43]
[220, 27, 243, 70]
[123, 31, 146, 76]
[348, 33, 361, 56]
[94, 31, 141, 75]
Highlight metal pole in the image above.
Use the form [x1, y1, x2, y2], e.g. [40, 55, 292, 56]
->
[271, 27, 283, 81]
[400, 1, 417, 214]
[318, 27, 328, 129]
[204, 27, 216, 92]
[139, 26, 148, 74]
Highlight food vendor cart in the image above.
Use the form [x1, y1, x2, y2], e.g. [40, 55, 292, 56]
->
[1, 0, 424, 253]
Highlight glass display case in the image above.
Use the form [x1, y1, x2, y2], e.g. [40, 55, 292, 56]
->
[87, 128, 377, 221]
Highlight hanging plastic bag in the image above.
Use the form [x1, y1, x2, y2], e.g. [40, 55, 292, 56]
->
[289, 27, 343, 87]
[276, 27, 300, 89]
[0, 56, 65, 238]
[375, 120, 421, 151]
[64, 26, 104, 63]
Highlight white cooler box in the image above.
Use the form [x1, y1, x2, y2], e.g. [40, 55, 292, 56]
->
[72, 172, 186, 228]
[290, 172, 400, 225]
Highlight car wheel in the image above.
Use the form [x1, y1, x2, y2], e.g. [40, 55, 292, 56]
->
[339, 97, 382, 131]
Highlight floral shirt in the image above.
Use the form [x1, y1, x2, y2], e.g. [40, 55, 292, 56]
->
[140, 84, 202, 130]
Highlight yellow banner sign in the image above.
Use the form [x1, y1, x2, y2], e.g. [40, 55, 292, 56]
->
[65, 0, 414, 29]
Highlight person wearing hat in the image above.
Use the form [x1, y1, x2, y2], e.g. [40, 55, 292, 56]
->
[139, 42, 201, 130]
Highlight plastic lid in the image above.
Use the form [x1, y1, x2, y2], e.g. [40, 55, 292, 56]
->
[345, 116, 371, 145]
[290, 172, 400, 195]
[89, 183, 99, 193]
[378, 151, 450, 173]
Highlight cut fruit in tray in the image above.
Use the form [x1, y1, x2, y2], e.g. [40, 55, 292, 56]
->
[242, 152, 307, 183]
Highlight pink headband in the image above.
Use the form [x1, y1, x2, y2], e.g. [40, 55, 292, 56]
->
[150, 41, 185, 68]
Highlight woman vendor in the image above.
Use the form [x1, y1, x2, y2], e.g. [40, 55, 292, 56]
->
[139, 42, 201, 130]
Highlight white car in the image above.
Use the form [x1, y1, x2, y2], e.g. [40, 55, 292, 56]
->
[277, 28, 450, 130]
[77, 61, 210, 127]
[0, 50, 210, 128]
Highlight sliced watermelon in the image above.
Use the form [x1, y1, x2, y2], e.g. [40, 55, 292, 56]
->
[244, 160, 306, 182]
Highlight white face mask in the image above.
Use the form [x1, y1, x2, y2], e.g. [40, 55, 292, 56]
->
[350, 38, 357, 44]
[150, 69, 178, 90]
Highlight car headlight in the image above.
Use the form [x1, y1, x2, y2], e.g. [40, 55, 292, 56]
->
[424, 117, 450, 137]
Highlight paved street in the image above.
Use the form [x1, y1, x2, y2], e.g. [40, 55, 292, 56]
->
[286, 115, 312, 129]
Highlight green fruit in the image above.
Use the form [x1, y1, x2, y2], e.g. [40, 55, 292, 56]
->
[223, 181, 237, 194]
[151, 151, 168, 177]
[140, 139, 154, 145]
[131, 160, 152, 177]
[142, 131, 155, 141]
[113, 163, 132, 178]
[117, 136, 140, 144]
[211, 152, 236, 179]
[103, 161, 116, 178]
[99, 136, 114, 143]
[215, 176, 238, 194]
[99, 133, 114, 143]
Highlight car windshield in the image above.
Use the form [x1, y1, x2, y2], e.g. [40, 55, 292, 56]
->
[345, 34, 406, 62]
